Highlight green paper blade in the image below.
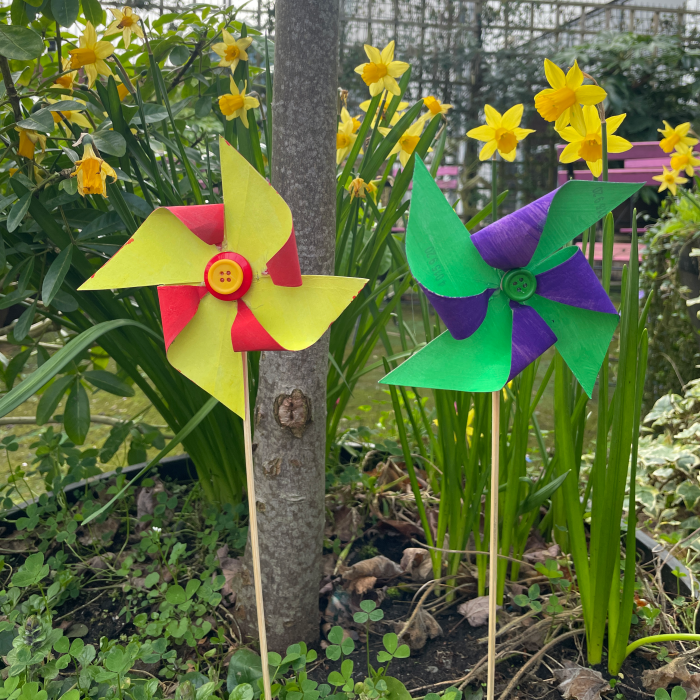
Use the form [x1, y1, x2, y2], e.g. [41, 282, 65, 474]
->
[406, 158, 500, 297]
[380, 294, 512, 391]
[528, 245, 577, 275]
[529, 181, 643, 269]
[525, 294, 619, 397]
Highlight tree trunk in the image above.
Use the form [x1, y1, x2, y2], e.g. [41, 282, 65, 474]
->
[234, 0, 339, 652]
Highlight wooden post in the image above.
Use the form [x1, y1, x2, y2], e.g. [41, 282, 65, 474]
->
[487, 390, 500, 700]
[241, 352, 272, 700]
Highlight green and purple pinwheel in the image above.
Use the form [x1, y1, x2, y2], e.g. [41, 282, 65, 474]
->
[381, 159, 642, 396]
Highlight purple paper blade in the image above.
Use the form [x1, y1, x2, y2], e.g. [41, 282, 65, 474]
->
[421, 286, 495, 340]
[508, 302, 557, 381]
[535, 249, 617, 314]
[471, 190, 556, 271]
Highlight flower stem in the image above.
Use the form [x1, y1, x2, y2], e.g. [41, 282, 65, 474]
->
[491, 157, 498, 222]
[624, 634, 700, 662]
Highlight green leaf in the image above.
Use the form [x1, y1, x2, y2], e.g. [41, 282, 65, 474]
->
[195, 96, 212, 118]
[17, 108, 54, 133]
[143, 572, 159, 588]
[12, 553, 49, 587]
[0, 25, 43, 60]
[229, 685, 254, 700]
[92, 130, 127, 157]
[393, 645, 409, 659]
[327, 673, 344, 687]
[51, 0, 79, 26]
[376, 651, 392, 663]
[226, 649, 262, 693]
[42, 245, 73, 307]
[83, 370, 135, 397]
[325, 645, 341, 661]
[340, 637, 354, 655]
[81, 0, 104, 26]
[671, 687, 687, 700]
[7, 194, 31, 234]
[64, 380, 90, 445]
[340, 659, 353, 680]
[0, 320, 160, 418]
[327, 626, 343, 645]
[5, 349, 31, 390]
[13, 299, 37, 341]
[360, 600, 377, 613]
[53, 637, 70, 654]
[383, 678, 411, 700]
[369, 609, 384, 622]
[382, 632, 398, 655]
[353, 612, 368, 624]
[518, 470, 570, 516]
[166, 584, 187, 605]
[266, 651, 281, 666]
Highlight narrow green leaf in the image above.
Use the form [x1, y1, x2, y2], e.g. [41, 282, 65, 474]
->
[7, 194, 31, 233]
[42, 245, 73, 307]
[36, 375, 74, 425]
[13, 299, 37, 341]
[83, 370, 135, 397]
[64, 380, 90, 444]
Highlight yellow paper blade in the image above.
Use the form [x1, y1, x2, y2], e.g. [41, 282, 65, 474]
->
[242, 275, 368, 350]
[220, 136, 293, 275]
[166, 294, 244, 417]
[79, 209, 217, 290]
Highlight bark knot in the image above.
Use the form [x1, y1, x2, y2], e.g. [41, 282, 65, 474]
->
[263, 457, 282, 477]
[273, 389, 312, 438]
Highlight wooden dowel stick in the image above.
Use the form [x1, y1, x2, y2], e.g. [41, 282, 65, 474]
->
[241, 351, 272, 700]
[487, 389, 500, 700]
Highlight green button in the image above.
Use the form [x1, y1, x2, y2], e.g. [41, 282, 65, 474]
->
[502, 268, 536, 302]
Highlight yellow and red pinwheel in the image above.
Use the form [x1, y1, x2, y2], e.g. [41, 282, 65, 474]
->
[80, 138, 367, 417]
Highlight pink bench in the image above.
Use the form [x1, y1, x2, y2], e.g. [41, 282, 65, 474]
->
[393, 165, 459, 191]
[557, 141, 668, 186]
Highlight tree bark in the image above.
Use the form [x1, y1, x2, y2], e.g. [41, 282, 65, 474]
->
[234, 0, 339, 651]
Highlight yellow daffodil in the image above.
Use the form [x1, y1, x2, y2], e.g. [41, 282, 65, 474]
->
[16, 127, 46, 161]
[359, 94, 407, 127]
[212, 30, 253, 71]
[336, 119, 357, 165]
[423, 96, 453, 117]
[104, 7, 143, 48]
[116, 79, 130, 101]
[658, 121, 698, 154]
[72, 142, 117, 197]
[355, 41, 409, 97]
[218, 78, 259, 128]
[557, 106, 632, 178]
[534, 59, 607, 131]
[69, 22, 115, 88]
[347, 177, 378, 200]
[670, 144, 700, 177]
[53, 58, 77, 91]
[466, 104, 535, 162]
[47, 97, 91, 133]
[379, 120, 431, 168]
[653, 166, 688, 196]
[340, 108, 361, 134]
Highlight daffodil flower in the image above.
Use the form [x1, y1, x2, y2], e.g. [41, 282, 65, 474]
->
[355, 41, 409, 97]
[658, 121, 699, 154]
[116, 78, 131, 101]
[15, 127, 46, 161]
[653, 166, 687, 196]
[53, 58, 77, 91]
[340, 108, 361, 134]
[557, 106, 632, 178]
[218, 78, 259, 128]
[69, 22, 115, 88]
[423, 96, 453, 117]
[670, 144, 700, 176]
[534, 59, 607, 131]
[212, 30, 253, 71]
[466, 104, 534, 162]
[72, 141, 117, 197]
[347, 177, 378, 200]
[379, 119, 431, 168]
[104, 7, 144, 48]
[47, 97, 91, 134]
[336, 118, 357, 165]
[359, 94, 407, 127]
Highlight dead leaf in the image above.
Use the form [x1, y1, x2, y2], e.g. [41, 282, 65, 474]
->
[457, 596, 501, 627]
[682, 674, 700, 700]
[216, 545, 242, 606]
[327, 505, 362, 543]
[79, 518, 119, 546]
[136, 478, 166, 527]
[642, 658, 691, 690]
[523, 543, 561, 564]
[76, 554, 113, 572]
[395, 608, 442, 650]
[376, 460, 409, 491]
[378, 519, 424, 539]
[400, 548, 433, 582]
[65, 623, 88, 638]
[342, 555, 403, 586]
[554, 661, 610, 700]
